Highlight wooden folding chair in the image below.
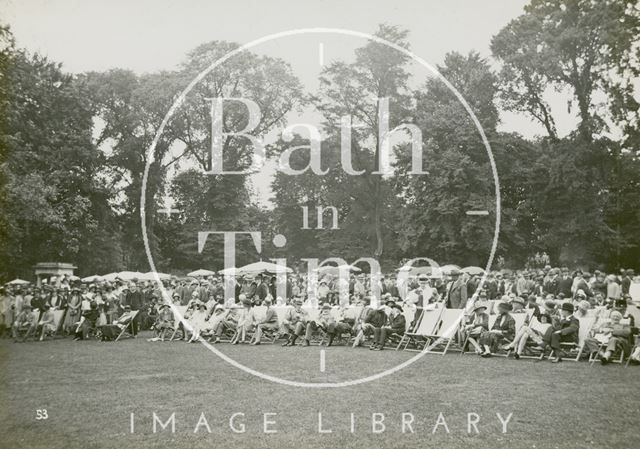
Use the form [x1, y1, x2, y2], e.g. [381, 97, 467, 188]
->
[425, 308, 465, 355]
[460, 314, 498, 355]
[396, 306, 443, 351]
[496, 313, 528, 357]
[115, 311, 139, 341]
[553, 314, 596, 362]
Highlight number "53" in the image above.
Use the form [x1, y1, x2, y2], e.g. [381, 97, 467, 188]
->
[35, 409, 48, 420]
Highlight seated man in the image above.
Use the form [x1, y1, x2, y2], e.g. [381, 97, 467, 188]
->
[12, 304, 36, 342]
[251, 298, 278, 345]
[74, 302, 100, 341]
[479, 302, 516, 357]
[100, 306, 136, 341]
[372, 301, 405, 351]
[325, 302, 355, 346]
[584, 310, 632, 364]
[543, 302, 579, 363]
[37, 304, 57, 341]
[281, 298, 309, 346]
[351, 297, 373, 347]
[302, 303, 335, 347]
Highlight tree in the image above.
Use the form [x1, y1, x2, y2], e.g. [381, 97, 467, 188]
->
[392, 51, 500, 266]
[0, 27, 122, 279]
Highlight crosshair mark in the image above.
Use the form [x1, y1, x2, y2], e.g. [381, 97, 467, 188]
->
[320, 349, 326, 372]
[466, 210, 489, 216]
[157, 207, 181, 218]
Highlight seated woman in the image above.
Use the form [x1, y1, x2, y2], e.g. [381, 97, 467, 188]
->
[230, 298, 256, 344]
[459, 302, 489, 354]
[12, 304, 36, 342]
[207, 303, 233, 343]
[479, 302, 516, 357]
[187, 302, 209, 343]
[372, 301, 405, 351]
[100, 306, 136, 341]
[148, 304, 174, 341]
[251, 298, 278, 345]
[504, 312, 552, 359]
[37, 304, 57, 341]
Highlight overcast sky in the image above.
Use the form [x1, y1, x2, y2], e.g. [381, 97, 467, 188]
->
[1, 0, 578, 205]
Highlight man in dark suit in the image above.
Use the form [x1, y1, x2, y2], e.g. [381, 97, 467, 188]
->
[123, 283, 143, 336]
[557, 267, 573, 298]
[446, 270, 467, 309]
[573, 272, 593, 300]
[543, 302, 579, 363]
[544, 268, 560, 296]
[255, 275, 269, 302]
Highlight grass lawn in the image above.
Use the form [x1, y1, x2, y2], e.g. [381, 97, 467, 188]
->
[1, 333, 639, 449]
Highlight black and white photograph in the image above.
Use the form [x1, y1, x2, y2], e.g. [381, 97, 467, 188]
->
[1, 1, 639, 448]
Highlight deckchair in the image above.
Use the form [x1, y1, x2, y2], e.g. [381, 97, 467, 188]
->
[425, 308, 465, 355]
[554, 314, 596, 362]
[396, 306, 443, 351]
[588, 315, 634, 365]
[494, 313, 528, 357]
[460, 314, 499, 355]
[115, 311, 139, 341]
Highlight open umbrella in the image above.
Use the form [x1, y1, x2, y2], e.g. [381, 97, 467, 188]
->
[461, 266, 485, 276]
[187, 269, 216, 277]
[6, 278, 30, 285]
[315, 264, 361, 275]
[230, 261, 293, 276]
[81, 274, 104, 283]
[116, 271, 145, 281]
[141, 271, 172, 281]
[440, 264, 461, 275]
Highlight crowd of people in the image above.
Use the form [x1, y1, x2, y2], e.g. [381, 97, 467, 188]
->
[1, 265, 639, 365]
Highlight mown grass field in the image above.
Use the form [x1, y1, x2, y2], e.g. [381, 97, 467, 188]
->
[1, 333, 639, 449]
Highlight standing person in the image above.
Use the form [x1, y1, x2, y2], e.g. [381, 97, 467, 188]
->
[606, 274, 621, 301]
[445, 269, 467, 309]
[255, 275, 269, 303]
[544, 269, 560, 296]
[63, 288, 82, 334]
[558, 267, 573, 298]
[573, 272, 594, 300]
[123, 282, 143, 337]
[621, 269, 633, 295]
